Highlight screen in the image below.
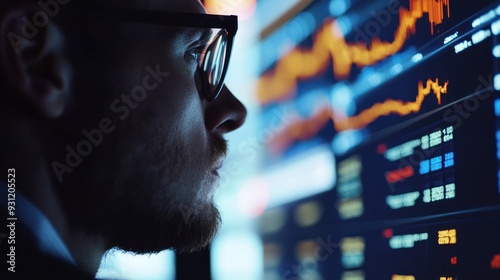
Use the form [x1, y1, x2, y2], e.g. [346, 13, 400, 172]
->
[256, 0, 500, 279]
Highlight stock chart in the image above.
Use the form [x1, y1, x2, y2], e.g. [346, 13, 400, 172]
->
[256, 0, 500, 279]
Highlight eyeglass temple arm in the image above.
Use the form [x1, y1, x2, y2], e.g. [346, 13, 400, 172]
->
[79, 7, 238, 34]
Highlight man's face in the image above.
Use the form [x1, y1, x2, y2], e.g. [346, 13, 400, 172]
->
[57, 0, 246, 253]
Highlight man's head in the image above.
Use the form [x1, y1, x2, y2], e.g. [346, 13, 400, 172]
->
[0, 0, 246, 255]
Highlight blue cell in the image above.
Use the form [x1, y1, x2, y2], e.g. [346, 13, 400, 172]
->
[495, 99, 500, 116]
[431, 156, 443, 171]
[498, 171, 500, 193]
[444, 152, 454, 167]
[420, 159, 430, 174]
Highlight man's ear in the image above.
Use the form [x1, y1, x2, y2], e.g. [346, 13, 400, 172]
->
[1, 7, 69, 118]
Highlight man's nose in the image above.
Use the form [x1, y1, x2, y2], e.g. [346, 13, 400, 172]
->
[205, 85, 247, 134]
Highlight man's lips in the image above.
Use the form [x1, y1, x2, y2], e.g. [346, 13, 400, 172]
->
[211, 154, 225, 171]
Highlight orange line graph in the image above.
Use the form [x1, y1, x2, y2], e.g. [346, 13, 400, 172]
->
[269, 78, 449, 155]
[257, 0, 450, 105]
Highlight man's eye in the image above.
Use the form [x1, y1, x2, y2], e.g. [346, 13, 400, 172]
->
[187, 47, 206, 64]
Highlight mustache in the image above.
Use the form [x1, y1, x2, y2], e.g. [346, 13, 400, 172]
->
[211, 135, 228, 168]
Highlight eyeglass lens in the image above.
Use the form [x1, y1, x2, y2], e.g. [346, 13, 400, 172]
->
[202, 30, 229, 100]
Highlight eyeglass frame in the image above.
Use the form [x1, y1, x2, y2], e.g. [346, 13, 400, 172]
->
[66, 7, 238, 102]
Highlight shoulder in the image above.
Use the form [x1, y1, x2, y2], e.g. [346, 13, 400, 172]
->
[0, 206, 94, 279]
[2, 247, 95, 280]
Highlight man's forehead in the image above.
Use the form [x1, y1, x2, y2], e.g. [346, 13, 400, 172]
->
[86, 0, 210, 45]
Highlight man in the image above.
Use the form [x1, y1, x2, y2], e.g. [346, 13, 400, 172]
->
[0, 0, 246, 278]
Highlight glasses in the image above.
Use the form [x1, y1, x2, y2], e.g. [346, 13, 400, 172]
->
[72, 7, 238, 102]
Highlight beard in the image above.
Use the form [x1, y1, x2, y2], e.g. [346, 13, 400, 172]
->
[106, 192, 222, 254]
[57, 118, 226, 255]
[102, 128, 226, 254]
[61, 145, 223, 254]
[105, 140, 223, 254]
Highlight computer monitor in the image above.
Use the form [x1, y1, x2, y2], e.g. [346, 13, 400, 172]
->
[256, 0, 500, 278]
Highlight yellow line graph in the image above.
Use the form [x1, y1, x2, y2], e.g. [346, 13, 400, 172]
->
[257, 0, 451, 105]
[269, 78, 449, 154]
